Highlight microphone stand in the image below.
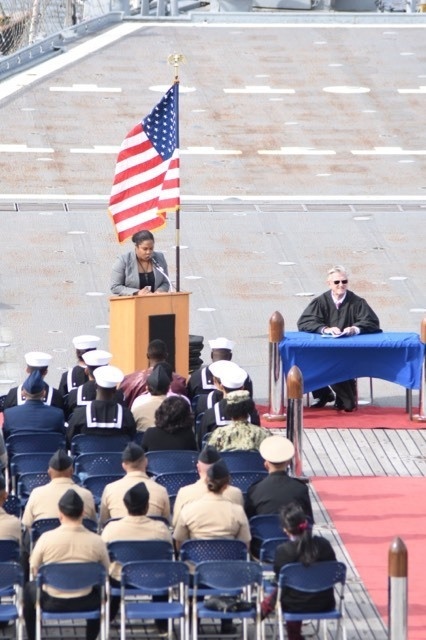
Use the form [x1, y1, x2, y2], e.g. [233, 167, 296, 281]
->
[152, 258, 175, 292]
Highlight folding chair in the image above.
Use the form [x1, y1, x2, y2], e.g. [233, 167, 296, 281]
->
[5, 433, 66, 458]
[193, 560, 263, 640]
[9, 453, 53, 494]
[35, 562, 107, 640]
[0, 561, 24, 640]
[180, 539, 248, 564]
[276, 561, 347, 640]
[220, 450, 265, 473]
[229, 471, 268, 496]
[120, 560, 190, 640]
[3, 494, 21, 518]
[146, 450, 199, 477]
[0, 540, 21, 562]
[70, 434, 131, 455]
[16, 472, 50, 507]
[249, 514, 286, 559]
[155, 471, 198, 497]
[82, 474, 123, 507]
[30, 517, 98, 551]
[74, 453, 124, 481]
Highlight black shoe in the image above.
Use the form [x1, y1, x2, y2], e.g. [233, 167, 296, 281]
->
[311, 392, 334, 408]
[333, 399, 345, 410]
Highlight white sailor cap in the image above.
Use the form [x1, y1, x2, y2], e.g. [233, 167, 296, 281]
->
[72, 335, 100, 350]
[208, 337, 235, 351]
[25, 351, 52, 367]
[209, 360, 247, 389]
[259, 435, 295, 464]
[82, 350, 112, 367]
[93, 365, 124, 388]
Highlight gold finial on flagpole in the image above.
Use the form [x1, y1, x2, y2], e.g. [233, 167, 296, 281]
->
[167, 53, 186, 82]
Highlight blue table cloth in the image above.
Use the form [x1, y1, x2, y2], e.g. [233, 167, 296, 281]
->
[279, 332, 425, 393]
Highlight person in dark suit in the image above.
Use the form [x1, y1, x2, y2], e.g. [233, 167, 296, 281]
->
[245, 436, 313, 521]
[141, 395, 197, 452]
[3, 370, 65, 439]
[110, 229, 170, 296]
[297, 265, 381, 412]
[4, 351, 64, 411]
[273, 503, 336, 640]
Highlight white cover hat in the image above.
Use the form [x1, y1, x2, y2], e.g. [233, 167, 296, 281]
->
[83, 350, 112, 367]
[259, 435, 295, 463]
[25, 352, 52, 367]
[208, 337, 235, 351]
[210, 360, 247, 389]
[93, 365, 124, 388]
[72, 335, 100, 350]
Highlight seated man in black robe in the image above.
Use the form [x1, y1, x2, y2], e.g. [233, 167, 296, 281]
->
[297, 265, 381, 412]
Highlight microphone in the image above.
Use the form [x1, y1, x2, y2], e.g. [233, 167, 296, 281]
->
[152, 257, 174, 292]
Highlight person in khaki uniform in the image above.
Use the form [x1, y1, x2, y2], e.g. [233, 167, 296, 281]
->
[0, 475, 21, 544]
[99, 443, 170, 526]
[172, 445, 243, 527]
[173, 460, 251, 551]
[21, 450, 97, 529]
[23, 489, 109, 640]
[131, 364, 171, 432]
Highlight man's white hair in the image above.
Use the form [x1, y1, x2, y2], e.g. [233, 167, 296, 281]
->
[327, 265, 348, 278]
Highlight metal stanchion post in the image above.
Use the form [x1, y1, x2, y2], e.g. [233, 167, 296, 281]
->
[388, 536, 408, 640]
[263, 311, 286, 422]
[412, 317, 426, 422]
[286, 365, 304, 478]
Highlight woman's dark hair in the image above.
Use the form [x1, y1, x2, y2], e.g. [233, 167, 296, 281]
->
[206, 474, 229, 494]
[132, 230, 154, 245]
[154, 395, 193, 434]
[226, 397, 255, 421]
[279, 502, 318, 566]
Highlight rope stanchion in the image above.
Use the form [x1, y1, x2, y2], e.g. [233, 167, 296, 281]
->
[286, 365, 305, 478]
[388, 536, 408, 640]
[263, 311, 286, 423]
[412, 317, 426, 422]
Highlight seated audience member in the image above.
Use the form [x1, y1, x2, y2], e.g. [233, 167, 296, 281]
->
[0, 431, 7, 475]
[99, 443, 170, 526]
[273, 503, 336, 640]
[245, 435, 313, 521]
[120, 339, 187, 408]
[4, 351, 64, 410]
[172, 445, 243, 527]
[22, 449, 97, 529]
[66, 350, 124, 418]
[131, 364, 172, 432]
[101, 481, 173, 627]
[187, 337, 254, 401]
[208, 389, 270, 452]
[197, 361, 260, 447]
[66, 365, 136, 444]
[297, 265, 381, 412]
[141, 395, 197, 452]
[3, 370, 65, 440]
[58, 335, 100, 399]
[0, 475, 21, 544]
[23, 489, 109, 640]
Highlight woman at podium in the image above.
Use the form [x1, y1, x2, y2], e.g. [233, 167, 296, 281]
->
[110, 230, 170, 296]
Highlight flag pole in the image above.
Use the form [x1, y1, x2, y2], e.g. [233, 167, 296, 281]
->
[168, 53, 185, 292]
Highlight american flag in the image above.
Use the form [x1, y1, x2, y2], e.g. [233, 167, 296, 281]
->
[109, 84, 180, 243]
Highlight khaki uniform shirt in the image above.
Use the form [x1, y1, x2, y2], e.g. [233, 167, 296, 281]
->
[173, 492, 251, 545]
[101, 515, 173, 580]
[172, 478, 244, 528]
[208, 420, 271, 452]
[21, 477, 97, 528]
[131, 395, 167, 432]
[0, 508, 22, 544]
[99, 471, 170, 525]
[30, 523, 109, 598]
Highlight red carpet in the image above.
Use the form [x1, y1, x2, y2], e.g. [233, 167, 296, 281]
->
[313, 477, 426, 640]
[258, 405, 419, 429]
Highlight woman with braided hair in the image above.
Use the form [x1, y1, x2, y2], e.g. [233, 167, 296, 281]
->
[273, 502, 336, 640]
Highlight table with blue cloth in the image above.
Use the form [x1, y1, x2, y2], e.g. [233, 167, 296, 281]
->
[279, 332, 425, 417]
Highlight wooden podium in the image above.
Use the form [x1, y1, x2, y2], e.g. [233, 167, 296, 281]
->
[109, 292, 190, 377]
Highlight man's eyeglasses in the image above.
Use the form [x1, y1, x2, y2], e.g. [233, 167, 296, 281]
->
[333, 279, 348, 285]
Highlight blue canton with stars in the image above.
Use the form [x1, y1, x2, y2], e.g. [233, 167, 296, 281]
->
[143, 84, 178, 161]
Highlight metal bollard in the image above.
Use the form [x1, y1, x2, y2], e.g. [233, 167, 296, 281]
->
[286, 365, 304, 478]
[413, 317, 426, 422]
[263, 311, 286, 422]
[388, 536, 408, 640]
